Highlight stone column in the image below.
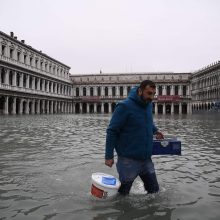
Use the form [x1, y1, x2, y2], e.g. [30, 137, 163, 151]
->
[51, 82, 54, 93]
[85, 103, 88, 113]
[20, 73, 24, 87]
[94, 87, 97, 96]
[171, 85, 174, 96]
[46, 100, 49, 114]
[163, 103, 166, 115]
[32, 77, 35, 90]
[179, 103, 182, 115]
[187, 85, 190, 96]
[42, 79, 45, 92]
[187, 102, 192, 114]
[101, 87, 104, 96]
[4, 96, 9, 115]
[155, 102, 158, 115]
[12, 97, 16, 115]
[47, 81, 50, 93]
[36, 100, 40, 114]
[26, 75, 30, 89]
[156, 86, 159, 96]
[179, 85, 182, 96]
[123, 86, 127, 97]
[101, 103, 104, 113]
[5, 69, 9, 85]
[171, 103, 174, 115]
[37, 78, 40, 90]
[72, 103, 75, 114]
[94, 103, 97, 113]
[109, 86, 112, 97]
[19, 99, 23, 114]
[25, 100, 29, 114]
[79, 103, 82, 113]
[108, 103, 111, 113]
[12, 71, 17, 86]
[116, 86, 119, 96]
[162, 86, 166, 95]
[50, 101, 54, 114]
[31, 101, 35, 114]
[42, 100, 45, 114]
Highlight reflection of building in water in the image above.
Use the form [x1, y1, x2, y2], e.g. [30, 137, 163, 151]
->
[0, 30, 219, 115]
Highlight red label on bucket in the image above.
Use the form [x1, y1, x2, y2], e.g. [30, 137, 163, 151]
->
[91, 184, 106, 198]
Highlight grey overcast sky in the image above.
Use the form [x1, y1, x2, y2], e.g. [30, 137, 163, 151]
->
[0, 0, 219, 74]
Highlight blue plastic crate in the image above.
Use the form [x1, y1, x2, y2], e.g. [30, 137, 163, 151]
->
[152, 139, 181, 155]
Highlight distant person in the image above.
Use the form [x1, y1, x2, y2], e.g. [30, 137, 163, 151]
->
[105, 80, 164, 195]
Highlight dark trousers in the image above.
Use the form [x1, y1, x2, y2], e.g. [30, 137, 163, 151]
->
[116, 157, 159, 195]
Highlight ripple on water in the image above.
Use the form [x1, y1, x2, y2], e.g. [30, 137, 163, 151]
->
[0, 113, 220, 220]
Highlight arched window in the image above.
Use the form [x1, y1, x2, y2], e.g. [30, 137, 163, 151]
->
[105, 87, 108, 96]
[83, 87, 87, 96]
[90, 87, 94, 96]
[76, 88, 79, 96]
[97, 87, 101, 96]
[112, 87, 116, 96]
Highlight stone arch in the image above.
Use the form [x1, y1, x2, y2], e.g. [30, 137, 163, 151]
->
[158, 104, 163, 114]
[0, 96, 5, 114]
[89, 104, 94, 113]
[104, 103, 109, 113]
[182, 103, 187, 114]
[97, 104, 101, 113]
[8, 96, 14, 114]
[111, 103, 117, 112]
[75, 103, 80, 113]
[165, 104, 171, 114]
[1, 68, 6, 84]
[82, 103, 87, 113]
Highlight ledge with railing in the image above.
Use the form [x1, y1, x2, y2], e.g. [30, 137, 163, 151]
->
[0, 83, 72, 99]
[0, 55, 71, 84]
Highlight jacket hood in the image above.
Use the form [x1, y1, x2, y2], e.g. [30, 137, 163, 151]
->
[128, 86, 148, 108]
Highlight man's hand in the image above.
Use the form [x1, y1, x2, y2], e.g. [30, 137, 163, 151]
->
[105, 159, 114, 167]
[155, 131, 164, 140]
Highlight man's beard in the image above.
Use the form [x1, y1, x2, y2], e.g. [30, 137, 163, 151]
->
[140, 95, 152, 103]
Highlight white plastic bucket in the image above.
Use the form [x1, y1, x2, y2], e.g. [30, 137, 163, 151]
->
[91, 172, 121, 199]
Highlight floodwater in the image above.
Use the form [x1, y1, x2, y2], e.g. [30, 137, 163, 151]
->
[0, 113, 220, 220]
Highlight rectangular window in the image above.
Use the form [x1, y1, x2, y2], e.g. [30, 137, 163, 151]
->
[35, 60, 38, 68]
[10, 49, 13, 58]
[24, 55, 27, 64]
[30, 57, 33, 65]
[1, 45, 6, 55]
[17, 52, 20, 61]
[183, 85, 187, 96]
[175, 86, 179, 95]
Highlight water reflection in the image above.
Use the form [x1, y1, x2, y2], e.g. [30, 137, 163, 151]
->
[0, 113, 220, 220]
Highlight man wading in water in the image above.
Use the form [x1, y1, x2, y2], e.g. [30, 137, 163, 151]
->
[105, 80, 164, 195]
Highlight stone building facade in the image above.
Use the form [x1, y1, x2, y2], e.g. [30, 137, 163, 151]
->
[71, 72, 192, 114]
[190, 61, 220, 111]
[0, 30, 219, 115]
[0, 31, 73, 115]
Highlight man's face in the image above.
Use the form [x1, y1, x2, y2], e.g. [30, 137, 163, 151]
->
[138, 85, 156, 103]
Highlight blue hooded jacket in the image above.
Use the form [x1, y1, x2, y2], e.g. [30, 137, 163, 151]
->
[105, 87, 158, 160]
